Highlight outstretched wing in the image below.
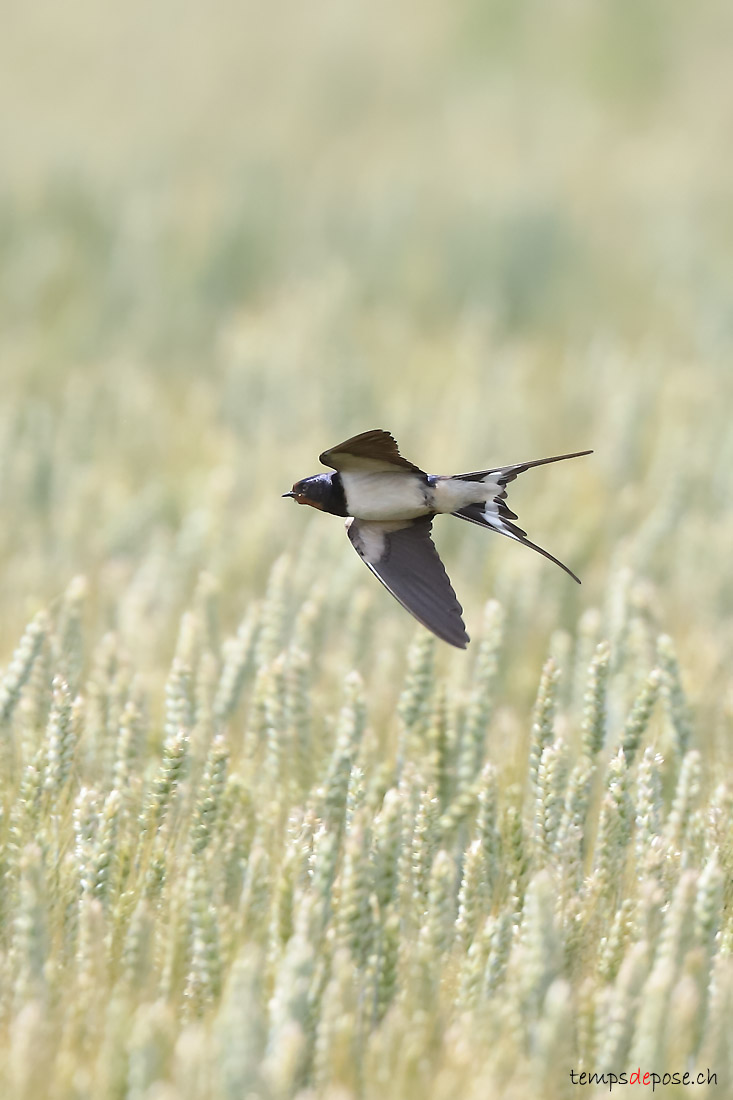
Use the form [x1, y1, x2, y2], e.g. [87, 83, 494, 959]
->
[346, 516, 469, 648]
[320, 430, 424, 474]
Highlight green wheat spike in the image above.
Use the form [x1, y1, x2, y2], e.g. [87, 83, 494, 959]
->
[193, 648, 218, 757]
[397, 632, 435, 731]
[141, 729, 189, 837]
[92, 788, 122, 906]
[417, 850, 456, 979]
[455, 838, 486, 952]
[320, 672, 364, 834]
[372, 787, 403, 912]
[183, 861, 222, 1017]
[513, 870, 562, 1018]
[411, 784, 440, 917]
[190, 734, 228, 856]
[657, 634, 693, 756]
[194, 571, 220, 657]
[174, 610, 200, 677]
[621, 669, 661, 765]
[630, 871, 697, 1067]
[592, 750, 633, 904]
[555, 754, 594, 886]
[113, 696, 144, 817]
[597, 897, 634, 983]
[238, 841, 272, 947]
[528, 657, 561, 798]
[580, 641, 610, 758]
[635, 748, 664, 877]
[43, 675, 74, 800]
[312, 947, 359, 1095]
[475, 761, 500, 898]
[595, 941, 651, 1071]
[286, 646, 313, 793]
[262, 893, 318, 1097]
[0, 610, 49, 727]
[214, 948, 266, 1099]
[533, 737, 569, 867]
[55, 575, 87, 695]
[572, 608, 602, 714]
[336, 809, 374, 966]
[458, 600, 504, 787]
[694, 849, 724, 955]
[502, 787, 529, 886]
[664, 749, 702, 858]
[164, 658, 194, 741]
[456, 912, 494, 1013]
[396, 633, 435, 771]
[213, 611, 257, 722]
[423, 685, 453, 806]
[256, 555, 290, 668]
[120, 899, 155, 994]
[12, 844, 49, 1010]
[263, 655, 288, 801]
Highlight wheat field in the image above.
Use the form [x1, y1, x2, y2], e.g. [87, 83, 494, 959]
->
[1, 2, 733, 1098]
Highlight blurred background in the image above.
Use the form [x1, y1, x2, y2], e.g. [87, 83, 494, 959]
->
[1, 0, 733, 730]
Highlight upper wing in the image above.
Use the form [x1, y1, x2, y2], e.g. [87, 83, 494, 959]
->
[320, 430, 424, 474]
[347, 516, 469, 648]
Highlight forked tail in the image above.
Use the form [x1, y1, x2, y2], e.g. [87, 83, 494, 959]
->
[451, 450, 592, 583]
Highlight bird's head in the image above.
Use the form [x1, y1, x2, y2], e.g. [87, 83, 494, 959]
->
[282, 473, 332, 511]
[282, 472, 347, 516]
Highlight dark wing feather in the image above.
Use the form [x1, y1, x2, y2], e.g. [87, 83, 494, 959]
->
[347, 516, 469, 648]
[320, 430, 423, 473]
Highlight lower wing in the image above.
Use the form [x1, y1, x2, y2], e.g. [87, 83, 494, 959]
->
[346, 516, 469, 648]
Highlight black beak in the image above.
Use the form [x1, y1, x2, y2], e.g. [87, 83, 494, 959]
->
[282, 491, 295, 498]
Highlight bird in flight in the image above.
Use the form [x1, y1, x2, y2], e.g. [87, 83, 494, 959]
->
[283, 430, 591, 648]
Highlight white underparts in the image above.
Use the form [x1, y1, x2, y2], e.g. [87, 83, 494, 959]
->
[341, 472, 432, 521]
[341, 470, 508, 522]
[431, 475, 503, 514]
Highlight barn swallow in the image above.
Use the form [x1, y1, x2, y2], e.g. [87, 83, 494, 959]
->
[283, 430, 591, 648]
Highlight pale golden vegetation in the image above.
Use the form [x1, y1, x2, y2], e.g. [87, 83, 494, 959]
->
[1, 2, 733, 1097]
